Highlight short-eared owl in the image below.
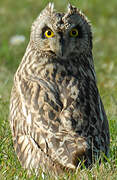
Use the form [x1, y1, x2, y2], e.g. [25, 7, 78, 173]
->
[9, 3, 110, 176]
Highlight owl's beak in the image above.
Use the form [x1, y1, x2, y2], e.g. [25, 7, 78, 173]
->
[56, 37, 65, 58]
[50, 35, 66, 58]
[57, 46, 64, 57]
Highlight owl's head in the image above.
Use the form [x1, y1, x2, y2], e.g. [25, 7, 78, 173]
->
[31, 3, 92, 59]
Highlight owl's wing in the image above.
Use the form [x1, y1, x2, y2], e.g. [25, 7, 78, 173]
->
[10, 85, 63, 175]
[9, 76, 87, 174]
[98, 96, 110, 155]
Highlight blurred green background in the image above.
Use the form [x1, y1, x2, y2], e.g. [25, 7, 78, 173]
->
[0, 0, 117, 179]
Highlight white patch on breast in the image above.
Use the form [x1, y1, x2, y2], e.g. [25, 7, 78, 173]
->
[27, 113, 32, 124]
[22, 103, 27, 117]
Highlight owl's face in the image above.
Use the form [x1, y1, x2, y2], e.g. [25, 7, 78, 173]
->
[31, 3, 92, 59]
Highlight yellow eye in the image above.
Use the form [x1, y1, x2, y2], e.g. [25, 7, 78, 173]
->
[44, 29, 54, 38]
[70, 28, 79, 37]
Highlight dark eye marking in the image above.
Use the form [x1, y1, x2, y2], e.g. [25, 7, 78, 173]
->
[41, 26, 53, 39]
[70, 25, 83, 39]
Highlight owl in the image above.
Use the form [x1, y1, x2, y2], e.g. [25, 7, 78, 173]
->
[9, 3, 110, 177]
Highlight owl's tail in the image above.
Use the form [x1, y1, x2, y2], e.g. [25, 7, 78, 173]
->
[46, 131, 87, 170]
[13, 128, 88, 176]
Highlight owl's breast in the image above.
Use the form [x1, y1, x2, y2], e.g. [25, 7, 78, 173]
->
[37, 62, 83, 132]
[22, 60, 86, 133]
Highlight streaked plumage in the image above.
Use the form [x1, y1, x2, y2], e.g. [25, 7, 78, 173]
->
[9, 3, 110, 176]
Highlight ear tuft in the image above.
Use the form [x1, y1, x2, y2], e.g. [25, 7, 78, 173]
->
[46, 2, 54, 13]
[67, 3, 78, 14]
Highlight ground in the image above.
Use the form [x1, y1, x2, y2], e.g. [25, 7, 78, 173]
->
[0, 0, 117, 179]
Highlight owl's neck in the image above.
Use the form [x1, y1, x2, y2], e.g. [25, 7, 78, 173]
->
[15, 42, 96, 83]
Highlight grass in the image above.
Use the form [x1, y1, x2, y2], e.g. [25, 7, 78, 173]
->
[0, 0, 117, 179]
